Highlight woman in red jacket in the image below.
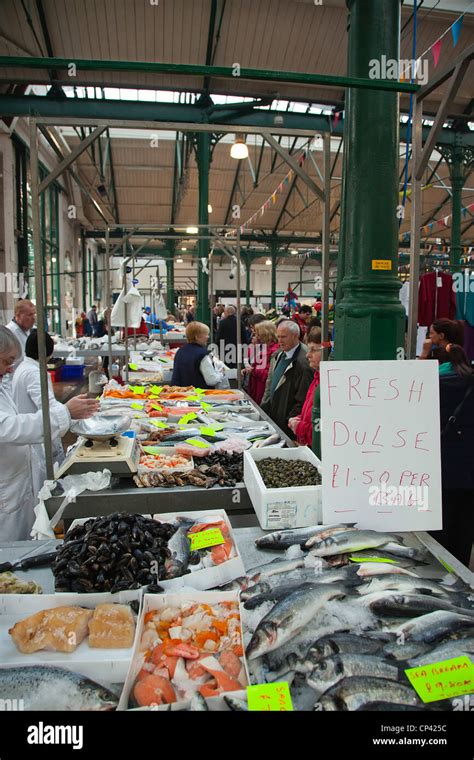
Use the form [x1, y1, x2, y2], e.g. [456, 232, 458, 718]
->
[288, 327, 321, 446]
[245, 320, 279, 405]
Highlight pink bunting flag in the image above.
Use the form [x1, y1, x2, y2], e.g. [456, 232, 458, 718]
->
[333, 111, 341, 127]
[432, 39, 442, 68]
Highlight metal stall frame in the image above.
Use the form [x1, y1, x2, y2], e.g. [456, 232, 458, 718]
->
[407, 44, 474, 359]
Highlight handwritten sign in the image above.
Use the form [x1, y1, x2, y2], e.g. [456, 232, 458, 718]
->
[150, 403, 163, 411]
[199, 427, 217, 437]
[188, 528, 225, 551]
[405, 656, 474, 703]
[200, 402, 212, 412]
[142, 446, 163, 455]
[130, 385, 145, 395]
[184, 438, 209, 449]
[178, 413, 198, 425]
[194, 388, 205, 395]
[247, 683, 293, 711]
[320, 361, 442, 531]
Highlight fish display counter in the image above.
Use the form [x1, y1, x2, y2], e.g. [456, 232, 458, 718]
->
[0, 525, 472, 712]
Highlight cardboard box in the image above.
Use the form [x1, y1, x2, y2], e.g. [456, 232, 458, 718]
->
[0, 591, 142, 682]
[118, 591, 248, 711]
[244, 447, 322, 530]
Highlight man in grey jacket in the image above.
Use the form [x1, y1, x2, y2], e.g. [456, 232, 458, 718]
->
[261, 319, 313, 440]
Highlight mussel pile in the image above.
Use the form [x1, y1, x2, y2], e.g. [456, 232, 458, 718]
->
[53, 512, 175, 593]
[133, 452, 244, 489]
[256, 457, 321, 488]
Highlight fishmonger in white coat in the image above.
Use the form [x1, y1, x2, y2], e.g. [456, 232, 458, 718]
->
[0, 326, 99, 542]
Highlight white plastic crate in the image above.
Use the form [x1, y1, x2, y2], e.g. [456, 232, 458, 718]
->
[244, 447, 322, 530]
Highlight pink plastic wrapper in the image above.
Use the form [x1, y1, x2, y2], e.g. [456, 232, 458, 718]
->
[175, 443, 212, 457]
[214, 437, 250, 454]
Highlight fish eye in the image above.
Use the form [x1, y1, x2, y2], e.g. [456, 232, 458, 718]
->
[319, 661, 327, 670]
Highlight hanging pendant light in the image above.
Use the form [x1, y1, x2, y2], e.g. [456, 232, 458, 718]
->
[231, 134, 249, 160]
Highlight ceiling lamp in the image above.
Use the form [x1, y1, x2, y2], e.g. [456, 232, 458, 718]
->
[231, 135, 249, 160]
[208, 204, 213, 213]
[181, 246, 187, 251]
[186, 226, 198, 234]
[176, 257, 183, 264]
[291, 249, 298, 255]
[265, 258, 272, 265]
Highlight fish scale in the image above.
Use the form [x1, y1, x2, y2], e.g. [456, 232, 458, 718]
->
[0, 666, 118, 711]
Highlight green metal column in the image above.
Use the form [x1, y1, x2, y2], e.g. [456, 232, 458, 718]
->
[166, 240, 175, 310]
[271, 245, 277, 309]
[441, 139, 473, 274]
[335, 0, 405, 360]
[196, 132, 210, 324]
[245, 254, 251, 304]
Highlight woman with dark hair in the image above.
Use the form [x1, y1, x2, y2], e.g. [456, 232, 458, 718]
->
[430, 343, 474, 566]
[420, 318, 464, 363]
[288, 327, 322, 446]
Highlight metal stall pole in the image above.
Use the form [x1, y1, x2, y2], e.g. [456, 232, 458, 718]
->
[236, 228, 242, 390]
[132, 254, 137, 351]
[123, 243, 130, 383]
[322, 132, 331, 359]
[30, 118, 54, 480]
[105, 226, 113, 377]
[209, 251, 214, 345]
[407, 96, 423, 359]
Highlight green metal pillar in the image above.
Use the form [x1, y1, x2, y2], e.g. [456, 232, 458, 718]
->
[271, 245, 277, 310]
[441, 139, 473, 274]
[196, 132, 210, 324]
[245, 254, 251, 304]
[334, 0, 405, 360]
[166, 240, 175, 311]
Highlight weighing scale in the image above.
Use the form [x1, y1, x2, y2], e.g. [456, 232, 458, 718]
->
[56, 415, 141, 477]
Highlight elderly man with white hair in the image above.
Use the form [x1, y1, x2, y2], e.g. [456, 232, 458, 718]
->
[261, 319, 314, 439]
[0, 326, 99, 541]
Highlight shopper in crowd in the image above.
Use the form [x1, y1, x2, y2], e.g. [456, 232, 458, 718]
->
[6, 299, 36, 356]
[82, 312, 93, 337]
[304, 315, 322, 342]
[241, 305, 254, 329]
[261, 320, 313, 439]
[185, 305, 196, 324]
[245, 320, 280, 405]
[292, 304, 313, 339]
[95, 309, 108, 339]
[215, 305, 250, 369]
[0, 326, 99, 541]
[171, 321, 225, 389]
[419, 318, 464, 363]
[247, 313, 266, 339]
[430, 343, 474, 566]
[87, 305, 98, 336]
[288, 328, 322, 446]
[212, 304, 225, 334]
[75, 312, 85, 337]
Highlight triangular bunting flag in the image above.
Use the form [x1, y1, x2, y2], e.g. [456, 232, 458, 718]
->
[462, 207, 468, 217]
[429, 223, 434, 231]
[432, 39, 442, 68]
[444, 215, 450, 226]
[333, 111, 341, 127]
[451, 16, 463, 47]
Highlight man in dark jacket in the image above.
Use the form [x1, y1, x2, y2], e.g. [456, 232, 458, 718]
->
[261, 320, 313, 439]
[430, 358, 474, 566]
[215, 305, 250, 369]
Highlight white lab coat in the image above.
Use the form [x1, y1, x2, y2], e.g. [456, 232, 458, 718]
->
[5, 320, 29, 356]
[0, 375, 70, 542]
[12, 357, 66, 498]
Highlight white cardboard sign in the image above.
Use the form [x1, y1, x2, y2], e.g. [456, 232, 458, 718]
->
[320, 360, 442, 531]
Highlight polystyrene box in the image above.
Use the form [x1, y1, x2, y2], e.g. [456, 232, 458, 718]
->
[244, 447, 322, 530]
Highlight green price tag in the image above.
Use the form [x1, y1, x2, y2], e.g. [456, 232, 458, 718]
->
[199, 426, 216, 437]
[178, 412, 198, 425]
[184, 438, 209, 449]
[437, 556, 456, 575]
[188, 528, 225, 551]
[142, 446, 163, 455]
[149, 420, 168, 429]
[129, 363, 138, 371]
[150, 386, 163, 395]
[349, 556, 399, 564]
[150, 403, 163, 411]
[405, 656, 474, 703]
[247, 683, 293, 712]
[200, 402, 212, 412]
[186, 395, 202, 402]
[95, 395, 101, 400]
[194, 388, 205, 395]
[131, 402, 144, 410]
[130, 385, 145, 395]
